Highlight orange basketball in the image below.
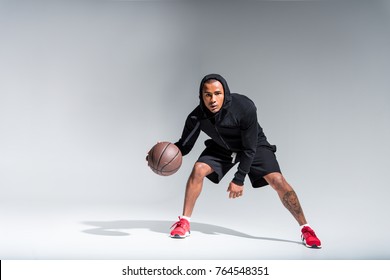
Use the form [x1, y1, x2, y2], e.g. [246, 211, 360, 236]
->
[147, 142, 182, 176]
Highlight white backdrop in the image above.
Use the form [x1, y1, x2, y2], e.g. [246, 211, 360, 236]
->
[1, 0, 389, 259]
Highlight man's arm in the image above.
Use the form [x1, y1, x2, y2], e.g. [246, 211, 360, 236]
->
[175, 108, 201, 156]
[231, 103, 258, 186]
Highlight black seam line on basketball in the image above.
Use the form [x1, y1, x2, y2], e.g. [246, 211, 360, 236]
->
[150, 166, 163, 172]
[161, 165, 181, 175]
[161, 149, 180, 171]
[150, 166, 164, 176]
[156, 142, 171, 170]
[163, 165, 180, 172]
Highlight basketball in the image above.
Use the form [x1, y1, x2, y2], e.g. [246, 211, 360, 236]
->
[147, 142, 182, 176]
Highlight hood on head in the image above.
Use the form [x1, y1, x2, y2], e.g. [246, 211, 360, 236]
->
[199, 73, 232, 114]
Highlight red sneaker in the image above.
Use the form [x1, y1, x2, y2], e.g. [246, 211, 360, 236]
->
[301, 226, 322, 248]
[170, 217, 190, 238]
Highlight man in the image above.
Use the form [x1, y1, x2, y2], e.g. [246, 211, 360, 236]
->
[171, 73, 321, 248]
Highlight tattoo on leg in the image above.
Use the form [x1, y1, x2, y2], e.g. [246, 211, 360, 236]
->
[282, 190, 303, 219]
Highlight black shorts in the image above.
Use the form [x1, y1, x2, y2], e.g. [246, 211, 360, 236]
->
[197, 140, 281, 188]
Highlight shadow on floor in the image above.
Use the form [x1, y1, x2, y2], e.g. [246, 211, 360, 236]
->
[82, 220, 301, 245]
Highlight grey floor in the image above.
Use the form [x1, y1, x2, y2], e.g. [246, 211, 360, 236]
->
[1, 191, 389, 260]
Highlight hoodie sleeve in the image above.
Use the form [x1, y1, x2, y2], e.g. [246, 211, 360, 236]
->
[174, 109, 201, 156]
[231, 103, 258, 186]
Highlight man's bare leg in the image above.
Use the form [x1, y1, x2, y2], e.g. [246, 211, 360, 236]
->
[264, 172, 322, 248]
[182, 162, 214, 217]
[170, 162, 213, 238]
[263, 172, 307, 225]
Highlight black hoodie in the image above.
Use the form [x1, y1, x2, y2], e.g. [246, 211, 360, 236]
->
[175, 74, 272, 186]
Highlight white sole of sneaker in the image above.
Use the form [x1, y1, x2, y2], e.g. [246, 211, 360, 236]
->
[302, 237, 322, 249]
[170, 232, 190, 239]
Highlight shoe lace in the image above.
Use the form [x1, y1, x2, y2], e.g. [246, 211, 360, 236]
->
[303, 227, 317, 238]
[170, 221, 181, 229]
[170, 217, 187, 229]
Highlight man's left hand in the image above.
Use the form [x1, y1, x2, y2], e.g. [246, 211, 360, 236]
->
[227, 181, 244, 199]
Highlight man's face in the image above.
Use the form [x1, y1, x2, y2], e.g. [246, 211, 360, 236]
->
[201, 81, 225, 114]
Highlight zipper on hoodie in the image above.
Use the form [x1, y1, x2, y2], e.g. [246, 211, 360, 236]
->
[214, 125, 231, 151]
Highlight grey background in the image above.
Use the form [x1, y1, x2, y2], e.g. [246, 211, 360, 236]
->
[0, 0, 389, 259]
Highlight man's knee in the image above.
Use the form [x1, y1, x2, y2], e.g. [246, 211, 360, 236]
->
[264, 172, 289, 192]
[191, 162, 213, 179]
